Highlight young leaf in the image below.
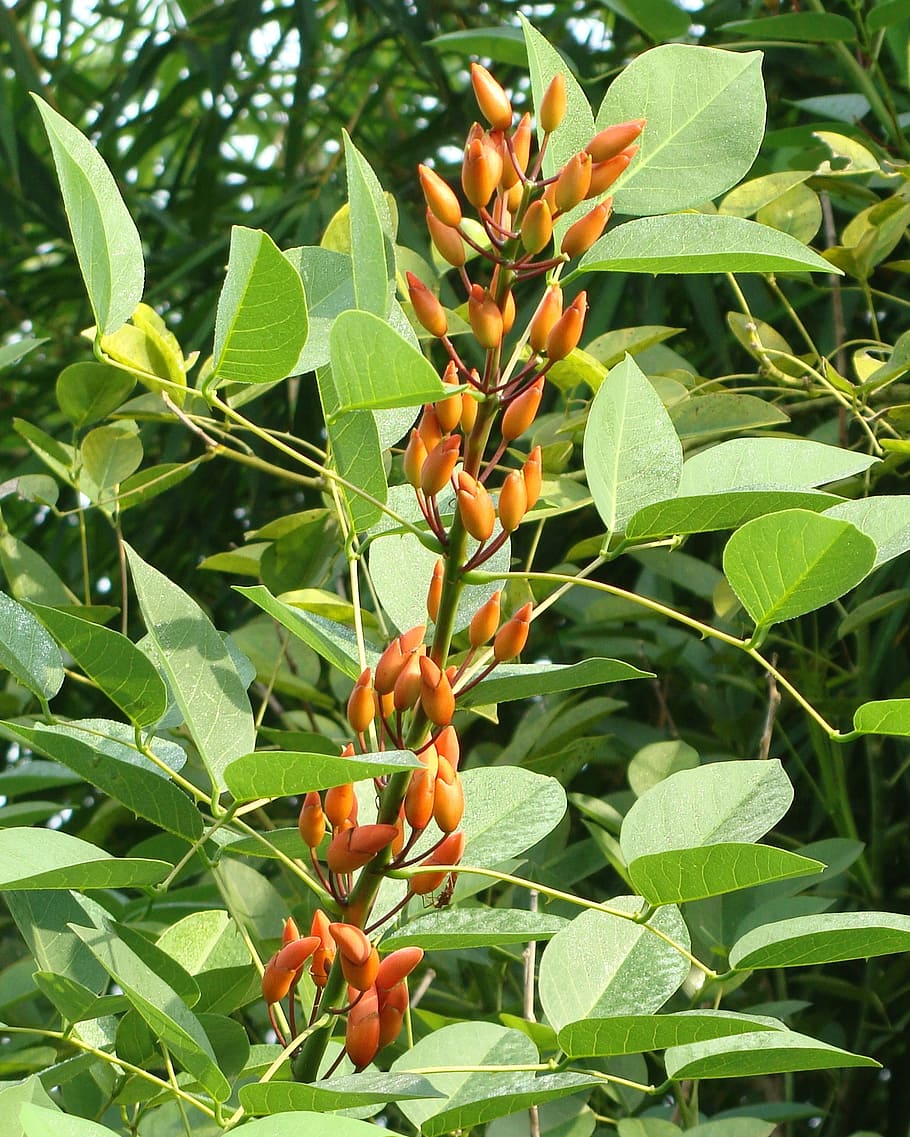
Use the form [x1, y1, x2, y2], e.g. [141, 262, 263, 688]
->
[240, 1117, 408, 1137]
[729, 911, 910, 970]
[317, 364, 386, 531]
[20, 1104, 122, 1137]
[211, 226, 308, 384]
[723, 510, 876, 628]
[343, 131, 396, 318]
[620, 760, 794, 864]
[596, 45, 765, 216]
[380, 908, 569, 951]
[574, 215, 841, 279]
[0, 590, 64, 701]
[558, 1010, 786, 1058]
[583, 354, 682, 537]
[125, 544, 256, 794]
[853, 699, 910, 737]
[0, 827, 169, 890]
[539, 899, 691, 1031]
[721, 12, 857, 42]
[664, 1030, 879, 1080]
[80, 422, 143, 495]
[31, 95, 144, 335]
[55, 362, 136, 427]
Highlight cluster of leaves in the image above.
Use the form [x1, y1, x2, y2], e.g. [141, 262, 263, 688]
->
[2, 3, 910, 1137]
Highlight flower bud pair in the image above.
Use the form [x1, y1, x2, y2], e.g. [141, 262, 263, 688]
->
[457, 471, 495, 542]
[410, 830, 466, 895]
[326, 822, 398, 875]
[329, 923, 380, 991]
[261, 934, 321, 1004]
[375, 625, 427, 695]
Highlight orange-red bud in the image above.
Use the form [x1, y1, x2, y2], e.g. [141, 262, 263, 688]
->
[462, 137, 499, 209]
[456, 470, 496, 542]
[436, 724, 461, 771]
[426, 209, 466, 268]
[392, 805, 406, 856]
[419, 163, 462, 228]
[299, 791, 326, 848]
[588, 148, 635, 197]
[329, 922, 372, 964]
[469, 590, 501, 648]
[471, 62, 513, 131]
[377, 947, 424, 992]
[554, 151, 592, 213]
[427, 558, 444, 623]
[529, 285, 563, 354]
[407, 271, 447, 339]
[420, 435, 461, 497]
[493, 602, 533, 662]
[461, 389, 478, 433]
[347, 667, 376, 735]
[282, 916, 301, 946]
[405, 747, 438, 831]
[325, 782, 356, 829]
[501, 289, 516, 335]
[309, 910, 335, 988]
[375, 624, 426, 696]
[345, 984, 380, 1068]
[498, 470, 528, 533]
[410, 830, 466, 895]
[418, 655, 456, 726]
[508, 113, 532, 183]
[520, 199, 553, 255]
[501, 377, 544, 443]
[468, 284, 503, 350]
[586, 119, 645, 163]
[418, 405, 443, 452]
[546, 291, 587, 362]
[435, 362, 463, 433]
[326, 823, 398, 874]
[261, 955, 294, 1005]
[561, 199, 612, 259]
[403, 429, 428, 490]
[539, 73, 568, 134]
[274, 935, 321, 973]
[393, 647, 424, 712]
[523, 446, 543, 510]
[433, 756, 464, 832]
[377, 979, 409, 1049]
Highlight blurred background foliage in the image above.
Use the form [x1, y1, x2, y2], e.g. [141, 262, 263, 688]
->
[2, 1, 910, 1133]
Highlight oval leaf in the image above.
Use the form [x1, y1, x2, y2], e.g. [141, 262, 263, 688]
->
[380, 908, 569, 951]
[459, 657, 651, 707]
[240, 1073, 441, 1115]
[0, 827, 169, 890]
[558, 1010, 786, 1058]
[678, 438, 878, 495]
[461, 766, 567, 866]
[665, 1030, 879, 1081]
[626, 491, 843, 540]
[224, 748, 422, 802]
[729, 911, 910, 970]
[0, 590, 64, 701]
[853, 698, 910, 737]
[628, 844, 823, 905]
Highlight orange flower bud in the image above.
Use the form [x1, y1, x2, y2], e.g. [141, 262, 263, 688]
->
[325, 782, 356, 829]
[377, 947, 424, 992]
[506, 180, 523, 212]
[274, 935, 321, 973]
[375, 624, 426, 695]
[426, 209, 466, 268]
[501, 377, 544, 443]
[419, 163, 462, 228]
[282, 916, 301, 946]
[501, 289, 516, 335]
[435, 361, 463, 433]
[433, 756, 464, 832]
[419, 655, 456, 726]
[393, 647, 424, 712]
[456, 471, 496, 542]
[528, 285, 563, 354]
[508, 113, 532, 183]
[523, 445, 543, 510]
[469, 590, 501, 648]
[392, 805, 406, 855]
[346, 984, 380, 1068]
[468, 284, 503, 350]
[407, 271, 447, 339]
[330, 923, 379, 977]
[261, 954, 295, 1004]
[403, 429, 428, 490]
[561, 199, 612, 259]
[377, 979, 409, 1049]
[542, 181, 557, 215]
[554, 151, 592, 213]
[418, 405, 443, 452]
[347, 666, 376, 735]
[299, 790, 326, 848]
[539, 73, 568, 134]
[498, 470, 528, 532]
[405, 748, 438, 831]
[520, 199, 553, 254]
[410, 830, 466, 895]
[493, 602, 533, 662]
[436, 724, 461, 771]
[461, 389, 479, 433]
[462, 137, 499, 209]
[327, 823, 398, 875]
[546, 291, 587, 362]
[471, 62, 513, 131]
[421, 435, 461, 497]
[427, 558, 444, 623]
[586, 118, 645, 163]
[588, 148, 635, 197]
[309, 909, 335, 988]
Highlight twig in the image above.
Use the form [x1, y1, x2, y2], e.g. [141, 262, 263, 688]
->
[758, 653, 782, 761]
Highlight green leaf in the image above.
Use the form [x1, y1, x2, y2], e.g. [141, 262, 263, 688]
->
[461, 766, 566, 866]
[459, 658, 651, 707]
[239, 1116, 407, 1137]
[55, 362, 136, 427]
[235, 584, 379, 680]
[665, 1030, 879, 1080]
[621, 759, 794, 864]
[211, 227, 308, 384]
[756, 183, 822, 245]
[558, 1010, 786, 1058]
[380, 908, 569, 951]
[626, 491, 842, 540]
[575, 215, 840, 278]
[678, 438, 878, 495]
[539, 900, 691, 1032]
[824, 497, 910, 568]
[586, 326, 683, 370]
[3, 720, 202, 841]
[628, 844, 824, 905]
[31, 95, 144, 335]
[224, 748, 421, 802]
[80, 422, 143, 493]
[723, 509, 876, 627]
[0, 827, 169, 890]
[116, 460, 202, 511]
[853, 699, 910, 737]
[125, 544, 256, 794]
[20, 1104, 121, 1137]
[328, 310, 446, 415]
[720, 172, 815, 218]
[867, 0, 910, 32]
[596, 46, 765, 216]
[0, 338, 48, 370]
[721, 13, 857, 42]
[628, 740, 700, 796]
[240, 1074, 441, 1115]
[71, 921, 231, 1101]
[284, 246, 355, 373]
[729, 911, 910, 970]
[25, 602, 167, 727]
[317, 363, 386, 531]
[0, 590, 64, 701]
[344, 132, 396, 318]
[583, 354, 682, 537]
[0, 534, 79, 607]
[430, 27, 529, 66]
[671, 394, 789, 441]
[602, 0, 690, 39]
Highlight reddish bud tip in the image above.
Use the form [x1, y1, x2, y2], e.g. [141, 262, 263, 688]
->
[427, 558, 444, 623]
[561, 199, 612, 259]
[456, 470, 496, 543]
[586, 119, 645, 163]
[407, 271, 448, 339]
[555, 151, 592, 213]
